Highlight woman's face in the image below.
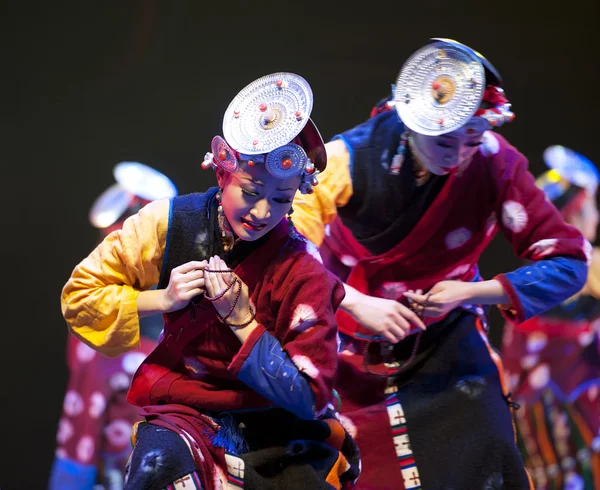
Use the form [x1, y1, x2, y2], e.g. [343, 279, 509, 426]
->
[410, 128, 485, 176]
[216, 161, 301, 241]
[566, 192, 599, 243]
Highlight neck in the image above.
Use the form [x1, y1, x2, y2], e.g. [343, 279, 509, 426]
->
[407, 136, 432, 186]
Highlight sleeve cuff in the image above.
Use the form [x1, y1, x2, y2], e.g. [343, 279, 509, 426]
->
[227, 323, 268, 376]
[494, 273, 526, 324]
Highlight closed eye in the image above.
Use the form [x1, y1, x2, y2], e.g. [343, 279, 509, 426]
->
[241, 188, 259, 197]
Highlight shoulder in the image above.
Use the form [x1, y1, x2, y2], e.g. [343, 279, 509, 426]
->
[477, 131, 529, 182]
[171, 189, 217, 212]
[334, 111, 400, 151]
[273, 236, 341, 286]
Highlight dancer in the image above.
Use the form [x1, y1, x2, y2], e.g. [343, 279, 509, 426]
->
[292, 38, 589, 489]
[61, 73, 360, 490]
[50, 162, 177, 490]
[502, 145, 600, 490]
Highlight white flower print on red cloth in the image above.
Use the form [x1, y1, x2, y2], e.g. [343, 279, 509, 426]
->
[340, 255, 358, 267]
[63, 390, 84, 417]
[527, 238, 558, 258]
[378, 282, 408, 300]
[527, 363, 550, 390]
[88, 392, 106, 419]
[445, 228, 472, 250]
[445, 263, 472, 280]
[56, 417, 74, 444]
[104, 419, 133, 448]
[502, 200, 528, 233]
[109, 372, 131, 392]
[76, 341, 96, 363]
[76, 435, 94, 463]
[526, 331, 548, 353]
[122, 352, 146, 374]
[479, 131, 500, 157]
[290, 304, 319, 333]
[291, 354, 320, 379]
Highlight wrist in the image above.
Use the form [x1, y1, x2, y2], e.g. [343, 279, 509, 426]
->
[160, 289, 176, 313]
[340, 284, 364, 315]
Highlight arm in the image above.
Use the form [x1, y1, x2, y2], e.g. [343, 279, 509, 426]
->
[228, 256, 345, 419]
[61, 199, 169, 357]
[492, 141, 589, 323]
[292, 139, 354, 247]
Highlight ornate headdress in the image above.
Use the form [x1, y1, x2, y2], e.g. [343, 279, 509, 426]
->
[202, 72, 326, 194]
[536, 145, 599, 213]
[89, 161, 178, 229]
[393, 38, 515, 136]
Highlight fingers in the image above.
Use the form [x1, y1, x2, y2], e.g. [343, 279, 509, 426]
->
[173, 260, 208, 274]
[204, 256, 221, 297]
[403, 291, 428, 303]
[397, 303, 427, 331]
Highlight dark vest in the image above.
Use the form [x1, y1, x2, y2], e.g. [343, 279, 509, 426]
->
[334, 111, 447, 256]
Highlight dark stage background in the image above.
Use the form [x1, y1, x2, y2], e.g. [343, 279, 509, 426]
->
[1, 1, 597, 488]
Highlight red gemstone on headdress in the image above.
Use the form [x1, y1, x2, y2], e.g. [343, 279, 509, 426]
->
[306, 166, 315, 174]
[234, 109, 240, 115]
[432, 81, 440, 90]
[259, 104, 267, 112]
[248, 160, 255, 167]
[281, 158, 293, 169]
[252, 139, 259, 146]
[218, 150, 227, 160]
[295, 111, 301, 118]
[439, 118, 444, 126]
[312, 180, 319, 186]
[276, 80, 283, 87]
[467, 128, 476, 134]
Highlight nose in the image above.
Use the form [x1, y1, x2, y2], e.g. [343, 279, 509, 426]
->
[443, 148, 460, 166]
[250, 198, 271, 221]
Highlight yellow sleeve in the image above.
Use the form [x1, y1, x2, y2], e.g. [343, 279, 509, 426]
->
[292, 139, 354, 247]
[582, 247, 600, 298]
[61, 198, 170, 358]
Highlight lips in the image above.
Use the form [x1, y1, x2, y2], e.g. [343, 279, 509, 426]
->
[240, 217, 267, 231]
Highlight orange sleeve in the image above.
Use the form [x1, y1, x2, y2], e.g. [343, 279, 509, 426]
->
[292, 139, 354, 247]
[61, 198, 169, 358]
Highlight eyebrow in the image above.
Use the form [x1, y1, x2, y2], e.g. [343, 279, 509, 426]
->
[241, 176, 293, 192]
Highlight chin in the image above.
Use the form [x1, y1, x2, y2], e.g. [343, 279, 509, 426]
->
[231, 221, 271, 241]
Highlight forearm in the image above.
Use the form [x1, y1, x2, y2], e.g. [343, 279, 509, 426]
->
[339, 282, 363, 316]
[229, 319, 260, 343]
[465, 279, 509, 305]
[136, 288, 169, 318]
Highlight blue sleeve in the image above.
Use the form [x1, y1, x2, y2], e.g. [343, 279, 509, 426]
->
[500, 256, 588, 321]
[48, 457, 97, 490]
[237, 331, 316, 420]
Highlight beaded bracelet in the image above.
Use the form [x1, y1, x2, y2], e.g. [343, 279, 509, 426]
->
[203, 267, 255, 328]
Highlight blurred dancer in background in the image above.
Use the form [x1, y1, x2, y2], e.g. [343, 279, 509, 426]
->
[49, 162, 177, 490]
[502, 145, 600, 490]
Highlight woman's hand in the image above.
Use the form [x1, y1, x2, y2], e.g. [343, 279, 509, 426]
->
[162, 260, 207, 312]
[343, 285, 426, 343]
[204, 256, 254, 325]
[403, 280, 474, 319]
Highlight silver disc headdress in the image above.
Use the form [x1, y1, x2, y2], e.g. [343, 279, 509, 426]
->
[89, 162, 178, 228]
[394, 38, 515, 136]
[202, 72, 326, 194]
[535, 145, 599, 205]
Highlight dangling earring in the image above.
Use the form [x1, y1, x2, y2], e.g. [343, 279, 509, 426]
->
[287, 207, 300, 240]
[389, 131, 408, 175]
[216, 188, 235, 251]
